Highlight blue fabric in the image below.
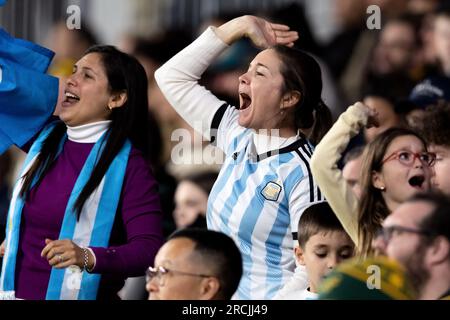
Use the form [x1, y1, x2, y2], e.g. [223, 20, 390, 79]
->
[0, 28, 58, 155]
[0, 122, 59, 293]
[0, 1, 6, 7]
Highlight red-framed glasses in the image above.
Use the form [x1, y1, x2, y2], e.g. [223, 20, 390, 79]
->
[381, 150, 436, 167]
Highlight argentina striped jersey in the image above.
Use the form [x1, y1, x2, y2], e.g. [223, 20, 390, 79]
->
[208, 104, 323, 300]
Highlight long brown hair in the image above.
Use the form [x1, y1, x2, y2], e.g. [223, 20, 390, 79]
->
[19, 46, 150, 220]
[358, 128, 428, 255]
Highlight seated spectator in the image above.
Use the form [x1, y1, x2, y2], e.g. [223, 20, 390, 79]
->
[277, 202, 355, 300]
[318, 255, 417, 300]
[373, 192, 450, 300]
[146, 229, 242, 300]
[174, 171, 218, 230]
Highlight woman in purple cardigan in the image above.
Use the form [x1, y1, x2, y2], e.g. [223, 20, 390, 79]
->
[0, 33, 163, 300]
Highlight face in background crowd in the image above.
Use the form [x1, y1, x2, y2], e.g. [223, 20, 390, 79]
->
[363, 96, 400, 143]
[434, 14, 450, 74]
[342, 154, 364, 199]
[371, 20, 417, 75]
[173, 180, 208, 229]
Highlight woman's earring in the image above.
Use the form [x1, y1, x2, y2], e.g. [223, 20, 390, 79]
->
[379, 186, 386, 191]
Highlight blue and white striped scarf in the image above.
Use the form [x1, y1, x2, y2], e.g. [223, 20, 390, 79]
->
[0, 122, 131, 300]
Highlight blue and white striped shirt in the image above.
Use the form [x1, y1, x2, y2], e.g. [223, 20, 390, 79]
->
[208, 105, 323, 299]
[155, 27, 324, 300]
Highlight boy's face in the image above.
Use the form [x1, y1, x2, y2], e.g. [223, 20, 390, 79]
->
[296, 231, 355, 293]
[429, 144, 450, 196]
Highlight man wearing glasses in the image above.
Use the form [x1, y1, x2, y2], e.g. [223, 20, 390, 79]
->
[373, 192, 450, 300]
[146, 228, 242, 300]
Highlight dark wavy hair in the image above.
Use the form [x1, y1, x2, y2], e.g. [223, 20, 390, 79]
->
[20, 45, 150, 219]
[416, 103, 450, 147]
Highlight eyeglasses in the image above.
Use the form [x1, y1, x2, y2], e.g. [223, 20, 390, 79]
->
[146, 266, 212, 287]
[376, 225, 434, 243]
[381, 150, 436, 167]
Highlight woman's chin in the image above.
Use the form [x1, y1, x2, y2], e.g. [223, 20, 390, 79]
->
[58, 112, 77, 127]
[238, 115, 251, 128]
[58, 112, 69, 123]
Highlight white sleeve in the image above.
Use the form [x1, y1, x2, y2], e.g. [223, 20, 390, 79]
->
[272, 263, 309, 300]
[154, 27, 232, 142]
[310, 102, 368, 246]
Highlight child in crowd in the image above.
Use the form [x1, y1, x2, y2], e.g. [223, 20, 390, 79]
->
[283, 202, 355, 299]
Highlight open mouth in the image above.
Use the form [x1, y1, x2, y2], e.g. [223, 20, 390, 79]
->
[63, 91, 80, 105]
[239, 92, 252, 111]
[408, 175, 425, 189]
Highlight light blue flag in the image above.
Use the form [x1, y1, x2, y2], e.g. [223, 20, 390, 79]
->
[0, 28, 58, 155]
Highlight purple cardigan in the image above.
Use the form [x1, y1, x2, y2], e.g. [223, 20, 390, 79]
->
[14, 139, 163, 300]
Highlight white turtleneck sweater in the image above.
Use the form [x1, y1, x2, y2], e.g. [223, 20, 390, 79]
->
[66, 120, 112, 143]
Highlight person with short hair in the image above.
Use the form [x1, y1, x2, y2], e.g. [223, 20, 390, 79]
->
[146, 228, 242, 300]
[285, 202, 354, 300]
[373, 192, 450, 300]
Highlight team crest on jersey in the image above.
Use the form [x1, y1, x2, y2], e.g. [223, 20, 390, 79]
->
[261, 181, 282, 202]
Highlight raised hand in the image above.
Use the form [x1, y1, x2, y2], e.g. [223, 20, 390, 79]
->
[243, 15, 299, 48]
[215, 15, 299, 49]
